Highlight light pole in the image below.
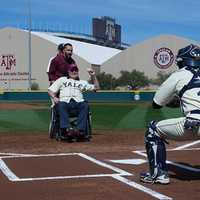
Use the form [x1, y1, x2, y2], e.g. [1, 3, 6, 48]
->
[28, 0, 32, 90]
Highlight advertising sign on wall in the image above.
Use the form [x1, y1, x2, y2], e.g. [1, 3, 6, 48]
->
[0, 54, 35, 89]
[153, 47, 174, 69]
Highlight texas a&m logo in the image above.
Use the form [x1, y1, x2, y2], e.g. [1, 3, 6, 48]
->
[153, 47, 174, 69]
[0, 54, 16, 70]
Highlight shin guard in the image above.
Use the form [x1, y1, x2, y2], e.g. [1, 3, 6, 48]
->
[145, 121, 167, 178]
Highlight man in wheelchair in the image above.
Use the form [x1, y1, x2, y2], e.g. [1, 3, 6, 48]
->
[48, 64, 99, 142]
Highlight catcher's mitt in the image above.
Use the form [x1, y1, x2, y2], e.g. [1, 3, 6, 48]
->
[166, 95, 180, 108]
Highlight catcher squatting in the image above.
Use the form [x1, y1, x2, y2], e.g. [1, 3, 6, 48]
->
[140, 44, 200, 185]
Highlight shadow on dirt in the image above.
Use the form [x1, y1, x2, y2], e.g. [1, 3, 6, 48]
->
[169, 163, 200, 181]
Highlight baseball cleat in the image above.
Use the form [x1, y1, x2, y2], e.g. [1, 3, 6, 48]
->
[140, 172, 150, 179]
[140, 171, 170, 185]
[155, 173, 170, 184]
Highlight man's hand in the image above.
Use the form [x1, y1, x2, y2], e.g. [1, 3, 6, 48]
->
[166, 95, 180, 108]
[53, 96, 59, 104]
[48, 89, 59, 104]
[87, 68, 95, 76]
[87, 68, 100, 90]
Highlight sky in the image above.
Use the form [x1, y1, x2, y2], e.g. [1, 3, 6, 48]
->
[1, 0, 200, 45]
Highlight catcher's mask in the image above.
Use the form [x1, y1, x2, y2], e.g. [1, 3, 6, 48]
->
[176, 44, 200, 69]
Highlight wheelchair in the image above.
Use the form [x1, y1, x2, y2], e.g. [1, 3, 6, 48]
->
[48, 104, 92, 142]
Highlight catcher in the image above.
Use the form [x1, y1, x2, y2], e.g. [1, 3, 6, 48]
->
[140, 44, 200, 184]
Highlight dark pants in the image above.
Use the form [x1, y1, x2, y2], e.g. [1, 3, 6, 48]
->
[58, 100, 89, 133]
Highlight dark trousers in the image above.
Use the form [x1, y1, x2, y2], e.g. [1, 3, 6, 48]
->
[58, 100, 89, 132]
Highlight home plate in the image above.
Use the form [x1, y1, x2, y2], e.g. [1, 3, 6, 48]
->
[108, 159, 147, 165]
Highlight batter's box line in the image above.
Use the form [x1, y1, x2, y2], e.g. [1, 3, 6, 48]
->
[0, 152, 132, 182]
[172, 139, 200, 150]
[0, 152, 36, 157]
[0, 152, 80, 159]
[0, 152, 172, 200]
[133, 150, 200, 172]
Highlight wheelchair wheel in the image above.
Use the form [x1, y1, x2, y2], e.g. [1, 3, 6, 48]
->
[49, 107, 59, 139]
[85, 112, 92, 140]
[49, 120, 56, 139]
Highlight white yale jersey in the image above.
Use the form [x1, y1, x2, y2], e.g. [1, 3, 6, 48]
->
[48, 77, 95, 103]
[154, 67, 200, 120]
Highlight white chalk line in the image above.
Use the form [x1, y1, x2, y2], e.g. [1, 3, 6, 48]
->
[0, 140, 198, 200]
[0, 158, 20, 181]
[0, 152, 130, 181]
[13, 174, 120, 182]
[0, 152, 36, 156]
[0, 152, 79, 159]
[134, 147, 200, 154]
[113, 175, 172, 200]
[0, 152, 172, 200]
[173, 140, 200, 150]
[134, 150, 200, 172]
[78, 153, 131, 176]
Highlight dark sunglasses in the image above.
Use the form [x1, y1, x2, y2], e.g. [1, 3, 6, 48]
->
[69, 68, 79, 72]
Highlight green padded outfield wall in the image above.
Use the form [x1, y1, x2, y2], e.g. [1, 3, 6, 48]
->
[0, 91, 155, 102]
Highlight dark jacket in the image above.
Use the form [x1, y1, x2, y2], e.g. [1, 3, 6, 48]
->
[48, 53, 76, 82]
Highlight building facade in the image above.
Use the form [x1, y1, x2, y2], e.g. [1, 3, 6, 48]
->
[0, 27, 120, 90]
[101, 35, 200, 79]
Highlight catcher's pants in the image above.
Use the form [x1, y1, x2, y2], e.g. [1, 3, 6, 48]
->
[156, 117, 200, 141]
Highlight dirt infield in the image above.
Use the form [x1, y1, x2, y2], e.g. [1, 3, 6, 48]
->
[0, 102, 48, 110]
[0, 131, 200, 200]
[0, 102, 200, 200]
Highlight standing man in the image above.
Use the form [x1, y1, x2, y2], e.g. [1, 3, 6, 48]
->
[140, 44, 200, 185]
[48, 43, 76, 84]
[47, 43, 77, 138]
[46, 43, 64, 76]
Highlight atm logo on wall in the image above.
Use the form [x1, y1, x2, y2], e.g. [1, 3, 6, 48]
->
[153, 47, 174, 69]
[0, 54, 16, 70]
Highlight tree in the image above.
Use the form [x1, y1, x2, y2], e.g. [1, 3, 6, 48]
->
[31, 82, 39, 90]
[96, 72, 117, 90]
[116, 69, 149, 89]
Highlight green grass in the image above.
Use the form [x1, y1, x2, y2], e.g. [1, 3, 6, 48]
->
[0, 102, 182, 133]
[90, 102, 181, 130]
[0, 109, 49, 133]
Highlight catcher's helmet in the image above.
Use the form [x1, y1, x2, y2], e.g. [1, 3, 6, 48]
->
[176, 44, 200, 69]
